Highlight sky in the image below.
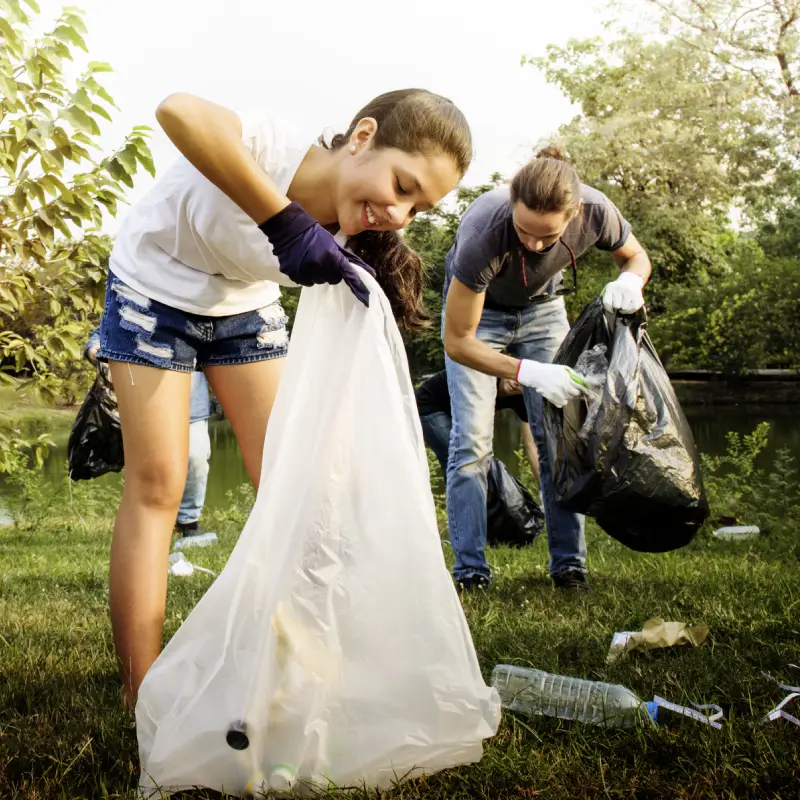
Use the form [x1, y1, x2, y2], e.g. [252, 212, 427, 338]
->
[31, 0, 611, 226]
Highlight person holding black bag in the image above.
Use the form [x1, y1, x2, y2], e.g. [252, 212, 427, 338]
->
[441, 147, 652, 591]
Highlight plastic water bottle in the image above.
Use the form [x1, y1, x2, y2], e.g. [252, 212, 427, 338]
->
[712, 525, 759, 541]
[491, 665, 656, 728]
[173, 531, 218, 549]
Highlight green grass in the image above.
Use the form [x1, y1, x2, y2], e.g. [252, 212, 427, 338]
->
[1, 476, 799, 799]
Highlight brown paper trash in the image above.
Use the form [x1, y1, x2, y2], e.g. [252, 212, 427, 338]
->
[607, 618, 710, 664]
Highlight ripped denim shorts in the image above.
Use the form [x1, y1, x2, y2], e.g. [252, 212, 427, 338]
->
[97, 271, 289, 373]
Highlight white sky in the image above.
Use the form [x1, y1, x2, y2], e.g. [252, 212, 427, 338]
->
[32, 0, 612, 226]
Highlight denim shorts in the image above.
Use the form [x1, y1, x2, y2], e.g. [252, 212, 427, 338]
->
[97, 271, 289, 373]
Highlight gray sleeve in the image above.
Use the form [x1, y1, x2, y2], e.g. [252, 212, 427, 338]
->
[587, 195, 631, 251]
[448, 221, 503, 293]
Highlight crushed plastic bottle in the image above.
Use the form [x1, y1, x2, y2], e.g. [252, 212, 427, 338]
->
[574, 343, 609, 438]
[712, 525, 759, 541]
[173, 531, 218, 550]
[491, 665, 656, 728]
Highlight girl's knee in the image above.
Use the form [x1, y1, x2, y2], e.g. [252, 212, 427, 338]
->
[125, 460, 186, 510]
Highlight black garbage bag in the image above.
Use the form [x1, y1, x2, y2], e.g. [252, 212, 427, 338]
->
[68, 361, 125, 480]
[542, 298, 708, 552]
[486, 458, 544, 548]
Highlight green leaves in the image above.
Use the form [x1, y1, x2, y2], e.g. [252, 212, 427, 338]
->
[0, 0, 32, 25]
[53, 23, 87, 51]
[0, 71, 18, 103]
[0, 4, 155, 450]
[521, 0, 798, 378]
[0, 428, 53, 475]
[104, 131, 156, 184]
[61, 105, 99, 136]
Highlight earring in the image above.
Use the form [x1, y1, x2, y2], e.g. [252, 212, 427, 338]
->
[350, 145, 356, 153]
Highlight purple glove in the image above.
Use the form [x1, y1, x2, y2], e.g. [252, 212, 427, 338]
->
[258, 202, 376, 307]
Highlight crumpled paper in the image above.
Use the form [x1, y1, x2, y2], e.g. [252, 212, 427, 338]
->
[607, 618, 709, 664]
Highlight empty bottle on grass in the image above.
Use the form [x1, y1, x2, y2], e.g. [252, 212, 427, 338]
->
[712, 525, 760, 541]
[491, 665, 656, 728]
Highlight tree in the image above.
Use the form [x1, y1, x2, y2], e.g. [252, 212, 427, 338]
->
[648, 237, 800, 372]
[639, 0, 798, 118]
[0, 0, 154, 474]
[635, 0, 799, 216]
[523, 0, 799, 372]
[527, 32, 778, 298]
[0, 0, 153, 405]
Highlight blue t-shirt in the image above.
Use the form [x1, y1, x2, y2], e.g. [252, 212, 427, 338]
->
[445, 184, 631, 309]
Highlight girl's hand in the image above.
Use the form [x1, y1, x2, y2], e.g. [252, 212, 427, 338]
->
[259, 203, 375, 307]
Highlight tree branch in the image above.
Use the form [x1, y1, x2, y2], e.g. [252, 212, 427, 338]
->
[774, 10, 799, 95]
[688, 0, 720, 30]
[731, 2, 775, 36]
[670, 32, 779, 97]
[647, 0, 718, 34]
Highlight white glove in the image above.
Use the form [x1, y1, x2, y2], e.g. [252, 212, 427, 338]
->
[602, 271, 645, 314]
[516, 360, 587, 408]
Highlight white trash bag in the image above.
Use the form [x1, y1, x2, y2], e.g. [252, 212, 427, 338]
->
[136, 271, 501, 798]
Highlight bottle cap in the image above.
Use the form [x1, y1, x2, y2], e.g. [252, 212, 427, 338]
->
[225, 720, 249, 750]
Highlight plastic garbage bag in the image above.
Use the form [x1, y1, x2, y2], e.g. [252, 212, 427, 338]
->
[136, 271, 501, 798]
[573, 343, 609, 436]
[486, 459, 544, 548]
[542, 298, 708, 552]
[67, 361, 124, 481]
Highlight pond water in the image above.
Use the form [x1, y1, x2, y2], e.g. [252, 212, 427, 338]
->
[11, 402, 799, 517]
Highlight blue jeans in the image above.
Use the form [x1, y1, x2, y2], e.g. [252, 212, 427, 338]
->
[177, 418, 211, 525]
[178, 372, 212, 525]
[420, 412, 453, 479]
[98, 271, 288, 372]
[444, 297, 586, 581]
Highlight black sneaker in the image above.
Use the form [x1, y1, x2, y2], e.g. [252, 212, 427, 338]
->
[456, 574, 491, 592]
[175, 520, 203, 538]
[552, 570, 591, 592]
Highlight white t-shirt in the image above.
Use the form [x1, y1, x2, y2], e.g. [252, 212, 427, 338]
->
[109, 111, 313, 317]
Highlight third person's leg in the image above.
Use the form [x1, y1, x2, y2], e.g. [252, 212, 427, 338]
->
[204, 359, 284, 489]
[420, 411, 454, 482]
[176, 417, 211, 534]
[519, 418, 541, 486]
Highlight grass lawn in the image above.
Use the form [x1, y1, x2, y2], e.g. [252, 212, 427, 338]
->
[1, 475, 799, 799]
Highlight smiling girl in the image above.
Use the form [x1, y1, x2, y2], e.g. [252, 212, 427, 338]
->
[98, 89, 472, 705]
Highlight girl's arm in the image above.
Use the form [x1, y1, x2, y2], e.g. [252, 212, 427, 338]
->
[155, 93, 289, 224]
